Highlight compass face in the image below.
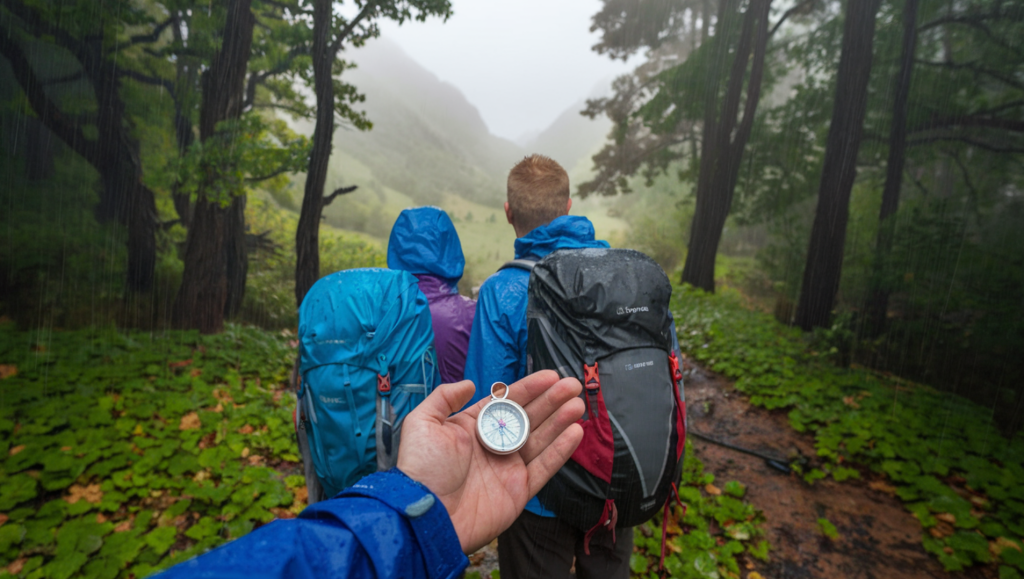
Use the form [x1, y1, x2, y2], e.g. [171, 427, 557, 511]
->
[477, 400, 529, 455]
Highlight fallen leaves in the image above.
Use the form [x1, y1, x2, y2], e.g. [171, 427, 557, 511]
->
[990, 537, 1022, 558]
[705, 483, 722, 496]
[237, 424, 254, 435]
[842, 396, 861, 409]
[114, 518, 134, 533]
[179, 412, 201, 430]
[0, 364, 17, 379]
[0, 513, 8, 527]
[6, 559, 26, 575]
[868, 480, 898, 496]
[8, 445, 25, 456]
[270, 507, 296, 520]
[65, 483, 103, 504]
[168, 359, 193, 369]
[292, 485, 308, 506]
[748, 573, 765, 579]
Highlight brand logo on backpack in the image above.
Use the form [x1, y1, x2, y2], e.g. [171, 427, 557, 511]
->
[616, 305, 649, 315]
[625, 360, 654, 371]
[319, 395, 346, 404]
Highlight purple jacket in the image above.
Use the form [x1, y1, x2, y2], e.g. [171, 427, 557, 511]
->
[388, 207, 476, 385]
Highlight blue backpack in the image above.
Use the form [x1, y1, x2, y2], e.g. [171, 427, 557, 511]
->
[298, 268, 439, 497]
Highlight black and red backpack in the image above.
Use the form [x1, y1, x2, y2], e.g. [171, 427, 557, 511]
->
[512, 247, 687, 553]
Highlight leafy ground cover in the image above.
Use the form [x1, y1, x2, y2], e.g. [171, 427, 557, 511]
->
[0, 323, 302, 578]
[671, 285, 1024, 577]
[1, 320, 769, 579]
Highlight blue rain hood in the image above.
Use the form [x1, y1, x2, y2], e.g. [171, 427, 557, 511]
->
[514, 215, 609, 259]
[387, 207, 465, 283]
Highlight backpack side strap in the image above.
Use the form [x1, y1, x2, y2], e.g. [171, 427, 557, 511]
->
[499, 259, 537, 272]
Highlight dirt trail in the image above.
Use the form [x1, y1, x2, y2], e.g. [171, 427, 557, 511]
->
[685, 364, 993, 579]
[464, 363, 996, 578]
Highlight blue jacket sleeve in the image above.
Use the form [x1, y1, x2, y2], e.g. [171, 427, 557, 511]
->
[463, 272, 529, 407]
[155, 470, 468, 579]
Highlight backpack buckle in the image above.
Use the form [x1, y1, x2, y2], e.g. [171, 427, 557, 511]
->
[377, 373, 391, 394]
[583, 363, 600, 390]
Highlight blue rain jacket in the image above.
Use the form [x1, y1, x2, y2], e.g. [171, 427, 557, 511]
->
[388, 207, 476, 385]
[156, 470, 468, 579]
[463, 216, 609, 517]
[464, 216, 610, 403]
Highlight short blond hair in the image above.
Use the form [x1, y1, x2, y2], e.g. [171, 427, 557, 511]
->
[507, 154, 570, 234]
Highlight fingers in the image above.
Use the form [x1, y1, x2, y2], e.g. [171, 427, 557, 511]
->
[411, 380, 476, 424]
[525, 423, 584, 499]
[519, 395, 584, 465]
[520, 375, 582, 433]
[505, 370, 564, 408]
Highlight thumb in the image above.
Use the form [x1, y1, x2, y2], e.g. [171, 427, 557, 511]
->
[415, 380, 476, 423]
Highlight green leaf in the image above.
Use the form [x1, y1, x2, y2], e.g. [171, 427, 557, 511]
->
[0, 473, 38, 510]
[723, 480, 747, 498]
[816, 518, 840, 540]
[143, 525, 178, 556]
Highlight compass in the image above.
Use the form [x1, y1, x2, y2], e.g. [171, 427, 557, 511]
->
[477, 382, 530, 455]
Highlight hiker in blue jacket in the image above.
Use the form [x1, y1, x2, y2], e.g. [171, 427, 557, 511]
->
[463, 154, 633, 579]
[156, 371, 585, 579]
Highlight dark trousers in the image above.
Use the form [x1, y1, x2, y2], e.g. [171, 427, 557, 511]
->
[497, 510, 633, 579]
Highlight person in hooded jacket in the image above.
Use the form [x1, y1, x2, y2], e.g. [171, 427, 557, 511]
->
[388, 207, 476, 385]
[463, 155, 629, 579]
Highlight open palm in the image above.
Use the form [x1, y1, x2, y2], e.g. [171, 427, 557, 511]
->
[397, 371, 584, 554]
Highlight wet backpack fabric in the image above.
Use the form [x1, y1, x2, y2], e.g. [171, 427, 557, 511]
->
[525, 248, 686, 541]
[298, 268, 439, 498]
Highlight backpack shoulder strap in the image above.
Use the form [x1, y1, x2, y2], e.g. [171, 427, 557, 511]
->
[500, 258, 537, 272]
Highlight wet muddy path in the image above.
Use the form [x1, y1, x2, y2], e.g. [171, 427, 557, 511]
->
[465, 362, 995, 578]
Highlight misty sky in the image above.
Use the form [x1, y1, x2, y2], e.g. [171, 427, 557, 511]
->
[376, 0, 641, 142]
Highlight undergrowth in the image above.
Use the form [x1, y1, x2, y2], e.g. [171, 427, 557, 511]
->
[0, 323, 302, 578]
[672, 285, 1024, 577]
[0, 322, 767, 579]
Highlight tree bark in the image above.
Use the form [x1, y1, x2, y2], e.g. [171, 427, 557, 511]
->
[681, 0, 771, 292]
[294, 0, 336, 306]
[0, 30, 156, 292]
[172, 0, 255, 332]
[795, 0, 883, 331]
[864, 0, 920, 336]
[170, 13, 196, 230]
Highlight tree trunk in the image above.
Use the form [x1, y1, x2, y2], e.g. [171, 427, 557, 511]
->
[0, 32, 157, 293]
[224, 193, 248, 318]
[795, 0, 882, 331]
[172, 0, 255, 332]
[864, 0, 919, 336]
[294, 0, 336, 306]
[171, 13, 197, 230]
[681, 0, 771, 292]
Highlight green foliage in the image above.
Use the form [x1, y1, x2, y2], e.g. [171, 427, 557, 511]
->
[816, 518, 840, 541]
[173, 115, 311, 206]
[671, 284, 1024, 573]
[0, 325, 303, 577]
[244, 198, 386, 328]
[630, 440, 768, 579]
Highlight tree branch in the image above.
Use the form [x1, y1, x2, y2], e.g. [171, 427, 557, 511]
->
[0, 0, 84, 54]
[907, 135, 1024, 154]
[242, 45, 310, 109]
[910, 115, 1024, 134]
[246, 165, 298, 183]
[323, 185, 358, 206]
[768, 0, 814, 38]
[126, 16, 175, 47]
[40, 70, 85, 85]
[915, 58, 1024, 90]
[0, 32, 99, 167]
[117, 67, 176, 94]
[328, 1, 379, 55]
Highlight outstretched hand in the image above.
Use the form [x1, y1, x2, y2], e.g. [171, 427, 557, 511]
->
[397, 371, 584, 554]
